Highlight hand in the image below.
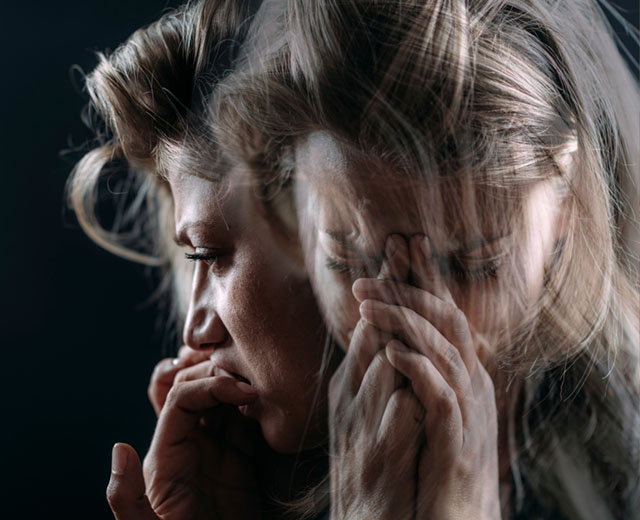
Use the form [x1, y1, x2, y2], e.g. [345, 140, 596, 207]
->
[147, 346, 212, 415]
[353, 234, 501, 520]
[107, 367, 263, 520]
[329, 235, 424, 520]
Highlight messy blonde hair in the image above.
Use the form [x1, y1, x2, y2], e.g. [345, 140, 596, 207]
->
[217, 0, 640, 517]
[67, 0, 261, 324]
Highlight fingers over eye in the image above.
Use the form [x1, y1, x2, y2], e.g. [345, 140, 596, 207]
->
[378, 234, 410, 282]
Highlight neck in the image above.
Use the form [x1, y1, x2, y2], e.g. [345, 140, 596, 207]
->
[257, 442, 329, 518]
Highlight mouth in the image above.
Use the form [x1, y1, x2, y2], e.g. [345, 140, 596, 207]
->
[213, 365, 252, 386]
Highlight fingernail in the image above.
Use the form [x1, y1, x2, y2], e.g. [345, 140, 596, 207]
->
[352, 278, 373, 299]
[385, 234, 401, 260]
[171, 357, 180, 366]
[420, 235, 432, 258]
[111, 443, 127, 475]
[387, 339, 410, 354]
[235, 381, 257, 395]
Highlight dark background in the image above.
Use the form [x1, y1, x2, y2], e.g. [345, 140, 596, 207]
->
[1, 2, 637, 518]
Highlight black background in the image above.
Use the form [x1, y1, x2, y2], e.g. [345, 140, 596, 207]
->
[1, 2, 637, 518]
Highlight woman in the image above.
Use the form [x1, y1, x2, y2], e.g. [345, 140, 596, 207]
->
[68, 1, 339, 518]
[70, 0, 639, 519]
[216, 0, 640, 518]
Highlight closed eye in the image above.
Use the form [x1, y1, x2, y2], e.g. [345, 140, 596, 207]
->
[185, 251, 220, 267]
[437, 253, 504, 283]
[325, 255, 381, 279]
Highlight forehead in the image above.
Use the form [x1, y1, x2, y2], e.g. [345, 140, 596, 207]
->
[168, 160, 255, 244]
[296, 132, 520, 248]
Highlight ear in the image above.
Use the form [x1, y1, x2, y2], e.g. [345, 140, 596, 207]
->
[553, 191, 572, 244]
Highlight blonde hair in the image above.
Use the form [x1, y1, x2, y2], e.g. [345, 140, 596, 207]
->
[217, 0, 640, 517]
[66, 0, 261, 324]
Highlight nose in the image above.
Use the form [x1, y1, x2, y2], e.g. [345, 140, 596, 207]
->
[183, 267, 228, 350]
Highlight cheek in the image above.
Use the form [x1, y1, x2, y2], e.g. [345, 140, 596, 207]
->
[453, 251, 549, 347]
[453, 281, 514, 340]
[309, 255, 360, 351]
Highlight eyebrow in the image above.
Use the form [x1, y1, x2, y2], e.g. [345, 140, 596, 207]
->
[322, 230, 384, 263]
[322, 230, 361, 252]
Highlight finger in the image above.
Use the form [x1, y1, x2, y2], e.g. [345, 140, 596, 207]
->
[353, 279, 476, 371]
[354, 349, 403, 435]
[385, 341, 464, 458]
[377, 388, 424, 465]
[340, 319, 390, 397]
[410, 234, 453, 302]
[360, 300, 474, 401]
[377, 234, 410, 282]
[148, 359, 178, 416]
[107, 443, 160, 520]
[148, 348, 212, 415]
[152, 377, 257, 448]
[173, 360, 216, 384]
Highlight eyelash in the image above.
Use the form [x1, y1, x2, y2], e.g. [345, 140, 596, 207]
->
[444, 257, 501, 283]
[185, 251, 220, 267]
[325, 255, 502, 283]
[325, 257, 370, 278]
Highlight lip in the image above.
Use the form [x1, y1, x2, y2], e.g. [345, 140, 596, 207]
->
[210, 359, 253, 387]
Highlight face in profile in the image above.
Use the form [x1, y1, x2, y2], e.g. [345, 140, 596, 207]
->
[294, 132, 565, 356]
[169, 162, 332, 453]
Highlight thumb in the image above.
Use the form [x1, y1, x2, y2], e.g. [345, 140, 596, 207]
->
[106, 443, 161, 520]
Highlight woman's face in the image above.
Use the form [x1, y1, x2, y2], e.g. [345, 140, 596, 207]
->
[169, 163, 332, 453]
[294, 132, 563, 354]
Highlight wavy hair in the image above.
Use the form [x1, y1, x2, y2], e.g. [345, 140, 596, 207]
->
[216, 0, 640, 518]
[66, 0, 261, 325]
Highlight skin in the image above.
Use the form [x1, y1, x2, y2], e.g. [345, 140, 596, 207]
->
[106, 130, 564, 519]
[107, 163, 337, 520]
[168, 163, 332, 453]
[294, 131, 565, 519]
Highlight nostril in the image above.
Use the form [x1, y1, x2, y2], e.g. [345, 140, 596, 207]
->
[196, 342, 217, 351]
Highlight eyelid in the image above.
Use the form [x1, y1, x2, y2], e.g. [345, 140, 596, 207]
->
[455, 251, 506, 262]
[325, 255, 380, 278]
[184, 247, 224, 267]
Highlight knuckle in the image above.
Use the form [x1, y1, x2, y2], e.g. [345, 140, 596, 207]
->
[174, 368, 190, 384]
[450, 308, 469, 337]
[441, 343, 464, 374]
[165, 382, 184, 406]
[436, 387, 457, 415]
[372, 349, 393, 373]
